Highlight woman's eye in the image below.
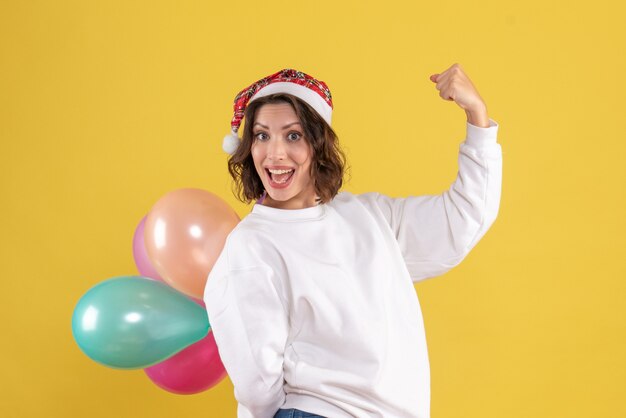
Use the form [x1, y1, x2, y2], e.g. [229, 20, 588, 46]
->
[254, 132, 268, 141]
[288, 132, 301, 141]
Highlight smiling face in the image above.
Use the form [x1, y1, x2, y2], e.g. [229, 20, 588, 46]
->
[250, 102, 317, 209]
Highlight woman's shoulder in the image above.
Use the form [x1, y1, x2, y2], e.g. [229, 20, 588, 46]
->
[330, 190, 401, 224]
[330, 190, 360, 204]
[222, 215, 280, 256]
[224, 215, 267, 245]
[330, 190, 386, 207]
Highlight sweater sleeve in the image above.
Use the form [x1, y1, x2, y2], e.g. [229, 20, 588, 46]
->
[357, 118, 502, 282]
[203, 239, 289, 418]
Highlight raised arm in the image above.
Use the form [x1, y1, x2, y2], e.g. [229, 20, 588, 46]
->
[358, 118, 501, 281]
[357, 64, 502, 281]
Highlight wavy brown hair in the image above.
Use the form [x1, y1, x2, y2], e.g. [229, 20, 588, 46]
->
[227, 93, 348, 205]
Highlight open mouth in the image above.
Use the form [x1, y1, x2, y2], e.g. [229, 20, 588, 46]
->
[266, 168, 295, 186]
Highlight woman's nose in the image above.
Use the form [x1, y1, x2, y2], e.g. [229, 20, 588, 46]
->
[267, 137, 287, 159]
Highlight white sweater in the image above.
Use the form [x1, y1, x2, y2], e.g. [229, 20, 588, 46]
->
[204, 119, 502, 418]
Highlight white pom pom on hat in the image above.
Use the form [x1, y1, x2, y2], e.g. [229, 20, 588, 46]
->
[222, 129, 241, 155]
[221, 68, 334, 155]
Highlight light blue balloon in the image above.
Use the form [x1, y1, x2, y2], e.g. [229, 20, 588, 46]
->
[72, 276, 210, 369]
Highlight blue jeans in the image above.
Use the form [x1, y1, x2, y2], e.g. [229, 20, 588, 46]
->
[273, 408, 326, 418]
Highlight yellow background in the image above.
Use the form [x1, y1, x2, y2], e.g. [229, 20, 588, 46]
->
[1, 0, 625, 417]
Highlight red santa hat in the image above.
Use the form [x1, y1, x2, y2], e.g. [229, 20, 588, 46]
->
[222, 68, 334, 155]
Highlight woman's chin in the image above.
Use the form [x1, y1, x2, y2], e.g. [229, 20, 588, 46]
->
[264, 192, 291, 205]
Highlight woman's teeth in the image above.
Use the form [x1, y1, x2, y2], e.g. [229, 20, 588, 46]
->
[268, 169, 294, 174]
[268, 169, 294, 184]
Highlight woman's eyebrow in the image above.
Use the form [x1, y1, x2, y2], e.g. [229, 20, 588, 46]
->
[253, 122, 302, 129]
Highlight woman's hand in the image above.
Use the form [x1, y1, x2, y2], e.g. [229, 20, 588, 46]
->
[430, 63, 490, 127]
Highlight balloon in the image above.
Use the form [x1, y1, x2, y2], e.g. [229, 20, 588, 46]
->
[72, 276, 209, 369]
[134, 214, 206, 308]
[144, 331, 227, 394]
[144, 188, 239, 299]
[133, 215, 163, 280]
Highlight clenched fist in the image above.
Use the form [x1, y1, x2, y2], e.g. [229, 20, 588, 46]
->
[430, 63, 490, 127]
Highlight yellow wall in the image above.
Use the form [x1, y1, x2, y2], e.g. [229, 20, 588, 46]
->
[2, 1, 625, 417]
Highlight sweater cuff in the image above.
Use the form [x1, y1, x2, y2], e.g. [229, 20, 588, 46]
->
[465, 118, 499, 148]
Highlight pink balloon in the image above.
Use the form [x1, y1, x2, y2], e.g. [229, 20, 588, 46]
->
[144, 331, 227, 394]
[133, 215, 163, 280]
[192, 296, 206, 308]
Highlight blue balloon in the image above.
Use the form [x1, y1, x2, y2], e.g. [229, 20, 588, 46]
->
[72, 276, 209, 369]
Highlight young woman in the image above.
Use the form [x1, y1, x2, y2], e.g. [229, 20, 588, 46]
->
[204, 67, 502, 418]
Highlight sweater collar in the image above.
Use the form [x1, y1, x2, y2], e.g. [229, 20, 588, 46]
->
[251, 202, 326, 221]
